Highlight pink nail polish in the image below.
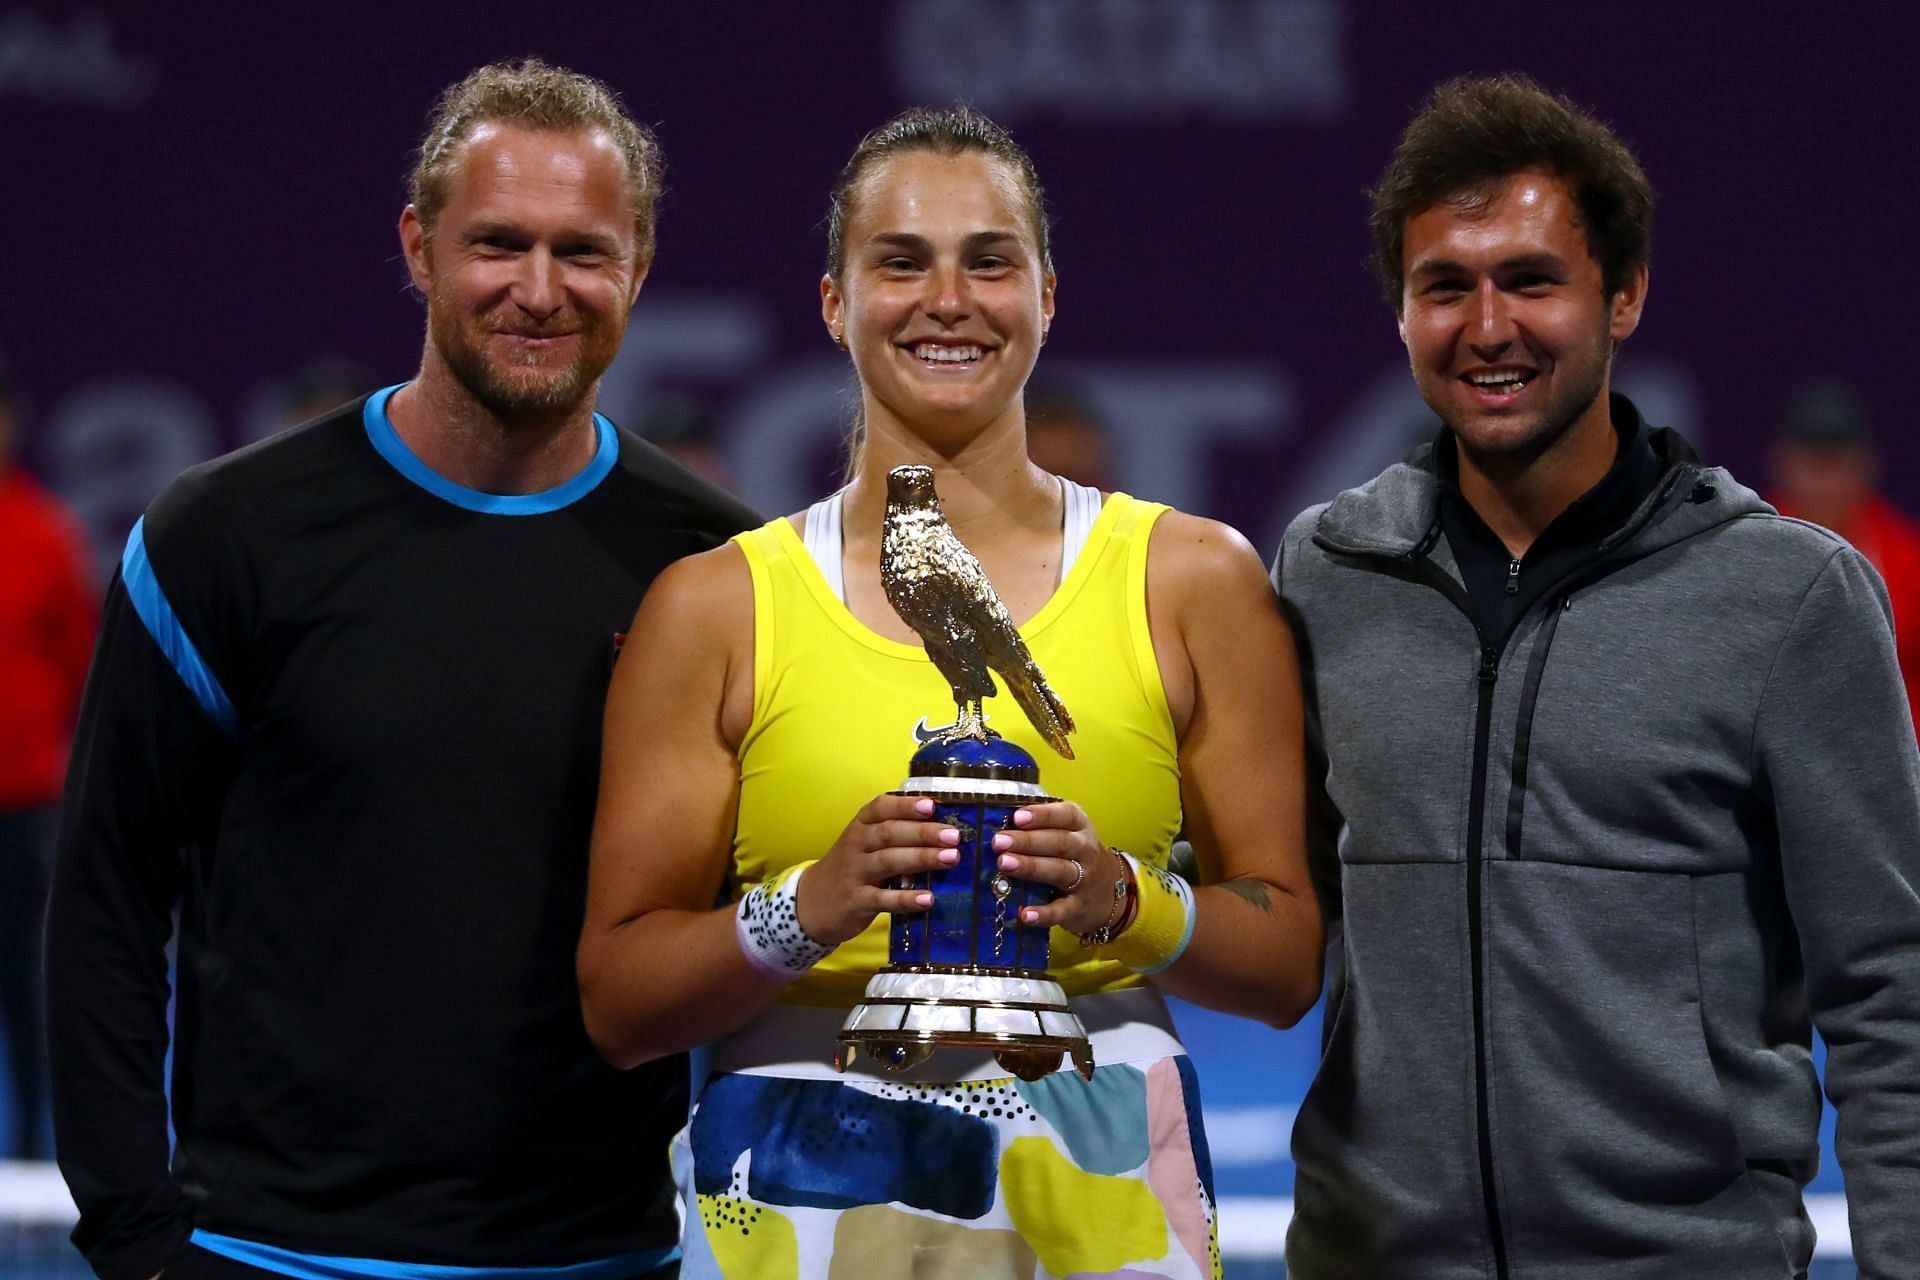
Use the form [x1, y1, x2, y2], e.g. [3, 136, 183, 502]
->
[938, 849, 959, 865]
[992, 833, 1012, 850]
[1021, 908, 1039, 923]
[916, 892, 933, 907]
[1013, 809, 1033, 826]
[915, 798, 935, 815]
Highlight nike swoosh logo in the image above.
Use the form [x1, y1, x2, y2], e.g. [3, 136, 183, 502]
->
[912, 713, 989, 744]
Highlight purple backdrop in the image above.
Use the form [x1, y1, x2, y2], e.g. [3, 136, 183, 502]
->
[6, 1, 1915, 567]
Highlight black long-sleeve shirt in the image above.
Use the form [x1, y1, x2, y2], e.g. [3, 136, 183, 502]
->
[47, 389, 757, 1280]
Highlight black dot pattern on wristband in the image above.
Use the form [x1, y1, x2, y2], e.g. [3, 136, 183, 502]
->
[739, 875, 832, 974]
[1140, 862, 1190, 905]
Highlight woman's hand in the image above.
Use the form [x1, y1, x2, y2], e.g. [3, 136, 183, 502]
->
[990, 802, 1128, 936]
[795, 794, 961, 946]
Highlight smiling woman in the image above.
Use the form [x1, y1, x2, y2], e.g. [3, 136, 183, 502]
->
[820, 106, 1055, 480]
[823, 145, 1051, 477]
[578, 105, 1324, 1279]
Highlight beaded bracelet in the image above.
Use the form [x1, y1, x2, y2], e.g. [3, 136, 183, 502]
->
[1098, 852, 1197, 976]
[735, 861, 834, 983]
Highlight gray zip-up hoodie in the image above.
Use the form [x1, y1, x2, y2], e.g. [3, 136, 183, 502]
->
[1273, 426, 1920, 1279]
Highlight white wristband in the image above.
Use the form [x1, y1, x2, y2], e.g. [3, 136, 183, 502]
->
[735, 863, 833, 983]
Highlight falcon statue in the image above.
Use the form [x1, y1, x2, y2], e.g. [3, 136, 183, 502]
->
[881, 465, 1076, 758]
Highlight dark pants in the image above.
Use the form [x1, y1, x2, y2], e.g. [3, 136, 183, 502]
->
[0, 804, 53, 1160]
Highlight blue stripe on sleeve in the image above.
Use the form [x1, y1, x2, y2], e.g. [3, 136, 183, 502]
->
[189, 1231, 679, 1280]
[120, 516, 240, 739]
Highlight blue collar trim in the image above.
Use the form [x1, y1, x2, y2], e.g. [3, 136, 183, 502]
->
[363, 384, 617, 515]
[190, 1230, 679, 1280]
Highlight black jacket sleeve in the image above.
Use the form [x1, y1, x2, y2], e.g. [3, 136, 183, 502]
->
[47, 481, 251, 1280]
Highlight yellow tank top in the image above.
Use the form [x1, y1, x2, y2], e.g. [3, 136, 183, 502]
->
[730, 493, 1182, 1007]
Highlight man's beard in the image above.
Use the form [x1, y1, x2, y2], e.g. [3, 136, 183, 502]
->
[1449, 336, 1613, 473]
[429, 291, 621, 423]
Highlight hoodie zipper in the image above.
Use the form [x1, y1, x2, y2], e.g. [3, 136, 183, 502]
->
[1464, 637, 1509, 1279]
[1388, 552, 1512, 1278]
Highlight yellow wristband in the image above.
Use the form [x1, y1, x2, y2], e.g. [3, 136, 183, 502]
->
[1100, 852, 1196, 975]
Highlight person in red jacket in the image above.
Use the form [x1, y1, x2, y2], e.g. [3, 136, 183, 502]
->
[0, 364, 98, 1159]
[1770, 384, 1920, 735]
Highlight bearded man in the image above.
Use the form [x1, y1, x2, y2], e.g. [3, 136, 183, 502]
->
[1274, 75, 1920, 1278]
[46, 60, 755, 1280]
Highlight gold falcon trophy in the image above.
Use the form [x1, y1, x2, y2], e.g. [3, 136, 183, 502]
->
[835, 465, 1094, 1081]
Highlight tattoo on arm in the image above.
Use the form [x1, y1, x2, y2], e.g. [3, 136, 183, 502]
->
[1220, 878, 1274, 914]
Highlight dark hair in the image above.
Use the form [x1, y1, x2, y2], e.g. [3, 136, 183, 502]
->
[825, 104, 1051, 278]
[1370, 74, 1653, 308]
[410, 59, 664, 268]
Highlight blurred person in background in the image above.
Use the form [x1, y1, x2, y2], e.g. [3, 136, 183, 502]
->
[238, 360, 377, 447]
[268, 359, 376, 433]
[45, 60, 753, 1280]
[1769, 383, 1920, 727]
[1023, 381, 1116, 491]
[0, 359, 98, 1162]
[636, 394, 734, 490]
[579, 105, 1320, 1278]
[1275, 75, 1920, 1277]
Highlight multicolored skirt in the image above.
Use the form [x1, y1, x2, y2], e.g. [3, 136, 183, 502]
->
[675, 990, 1220, 1279]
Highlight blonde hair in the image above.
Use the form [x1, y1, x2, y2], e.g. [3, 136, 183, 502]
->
[410, 58, 664, 268]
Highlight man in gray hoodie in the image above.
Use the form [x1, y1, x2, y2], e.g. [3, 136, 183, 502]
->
[1274, 74, 1920, 1279]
